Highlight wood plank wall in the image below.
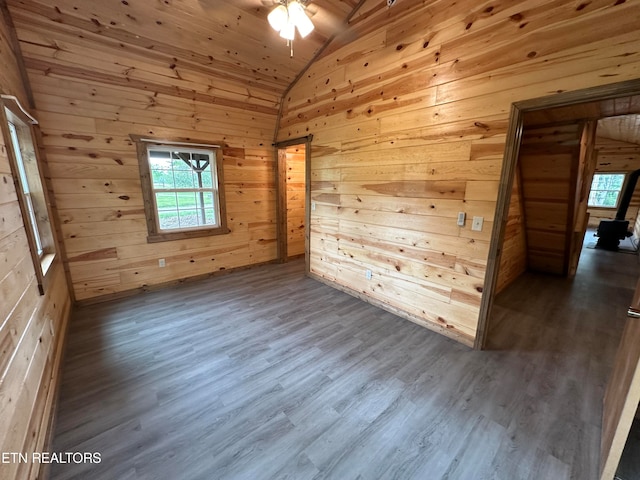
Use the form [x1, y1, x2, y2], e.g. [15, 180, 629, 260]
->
[588, 137, 640, 229]
[285, 146, 306, 257]
[0, 7, 72, 480]
[6, 0, 281, 301]
[518, 124, 582, 275]
[495, 170, 526, 293]
[277, 0, 640, 344]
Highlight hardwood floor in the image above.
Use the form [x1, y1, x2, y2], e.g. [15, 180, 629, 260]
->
[49, 241, 638, 480]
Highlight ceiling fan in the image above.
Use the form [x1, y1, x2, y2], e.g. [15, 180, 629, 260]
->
[261, 0, 317, 57]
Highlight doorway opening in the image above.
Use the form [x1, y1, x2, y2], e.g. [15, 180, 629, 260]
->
[478, 78, 640, 480]
[478, 79, 640, 348]
[275, 135, 312, 265]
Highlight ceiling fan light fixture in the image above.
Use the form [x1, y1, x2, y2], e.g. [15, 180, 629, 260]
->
[288, 1, 314, 38]
[279, 19, 296, 40]
[268, 4, 288, 31]
[268, 0, 314, 56]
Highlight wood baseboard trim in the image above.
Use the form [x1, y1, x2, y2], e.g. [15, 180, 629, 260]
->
[307, 271, 474, 347]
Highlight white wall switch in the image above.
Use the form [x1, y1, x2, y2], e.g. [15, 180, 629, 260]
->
[311, 201, 316, 211]
[365, 269, 372, 280]
[471, 216, 484, 231]
[457, 212, 466, 226]
[158, 258, 166, 267]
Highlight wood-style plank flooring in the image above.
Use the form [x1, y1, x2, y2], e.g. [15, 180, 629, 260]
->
[49, 241, 638, 480]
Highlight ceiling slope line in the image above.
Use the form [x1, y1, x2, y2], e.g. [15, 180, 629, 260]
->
[272, 0, 368, 144]
[0, 0, 35, 108]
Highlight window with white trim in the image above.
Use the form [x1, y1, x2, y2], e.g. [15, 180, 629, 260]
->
[133, 136, 229, 243]
[149, 146, 221, 231]
[588, 173, 625, 208]
[9, 121, 43, 253]
[1, 95, 57, 294]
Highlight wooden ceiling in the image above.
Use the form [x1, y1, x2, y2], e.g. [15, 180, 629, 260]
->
[598, 115, 640, 146]
[522, 94, 640, 145]
[6, 0, 361, 100]
[522, 94, 640, 128]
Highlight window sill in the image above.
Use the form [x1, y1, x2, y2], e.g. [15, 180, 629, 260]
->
[41, 253, 56, 275]
[36, 253, 56, 295]
[147, 227, 231, 243]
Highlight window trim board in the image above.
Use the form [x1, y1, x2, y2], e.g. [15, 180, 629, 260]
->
[0, 96, 57, 294]
[131, 134, 230, 243]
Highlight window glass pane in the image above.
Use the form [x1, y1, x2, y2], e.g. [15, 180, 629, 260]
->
[176, 191, 197, 209]
[149, 150, 171, 160]
[156, 192, 178, 211]
[178, 209, 199, 228]
[25, 194, 43, 255]
[8, 118, 49, 256]
[8, 122, 29, 191]
[205, 208, 216, 225]
[588, 173, 625, 208]
[171, 157, 189, 170]
[201, 191, 214, 207]
[149, 152, 175, 189]
[158, 211, 179, 230]
[5, 102, 57, 291]
[147, 146, 221, 232]
[201, 173, 213, 188]
[173, 169, 195, 188]
[151, 169, 174, 189]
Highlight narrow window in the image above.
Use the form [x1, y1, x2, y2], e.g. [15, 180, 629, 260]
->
[133, 136, 229, 242]
[1, 95, 57, 294]
[588, 173, 626, 208]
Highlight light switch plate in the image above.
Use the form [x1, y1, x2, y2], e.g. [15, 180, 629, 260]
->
[457, 212, 466, 226]
[471, 216, 483, 231]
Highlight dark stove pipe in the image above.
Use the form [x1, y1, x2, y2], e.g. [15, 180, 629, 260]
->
[616, 169, 640, 221]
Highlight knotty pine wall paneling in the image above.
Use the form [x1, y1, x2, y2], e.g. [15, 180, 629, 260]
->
[0, 6, 72, 480]
[588, 137, 640, 229]
[278, 0, 640, 345]
[7, 0, 281, 301]
[495, 169, 527, 294]
[519, 124, 582, 275]
[285, 145, 306, 257]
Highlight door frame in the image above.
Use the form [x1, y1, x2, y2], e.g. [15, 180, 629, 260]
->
[274, 135, 313, 269]
[476, 78, 640, 350]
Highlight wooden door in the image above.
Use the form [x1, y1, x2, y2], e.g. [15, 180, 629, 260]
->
[600, 277, 640, 479]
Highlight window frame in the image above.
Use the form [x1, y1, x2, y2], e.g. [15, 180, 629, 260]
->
[588, 172, 626, 209]
[0, 95, 57, 294]
[132, 135, 230, 243]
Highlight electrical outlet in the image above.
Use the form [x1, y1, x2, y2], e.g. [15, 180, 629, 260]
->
[158, 258, 166, 268]
[457, 212, 466, 226]
[471, 216, 484, 232]
[365, 269, 372, 280]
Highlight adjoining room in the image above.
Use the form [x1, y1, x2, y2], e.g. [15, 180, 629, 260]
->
[1, 1, 640, 479]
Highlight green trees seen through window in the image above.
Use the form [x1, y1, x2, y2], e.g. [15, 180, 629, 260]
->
[588, 173, 625, 208]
